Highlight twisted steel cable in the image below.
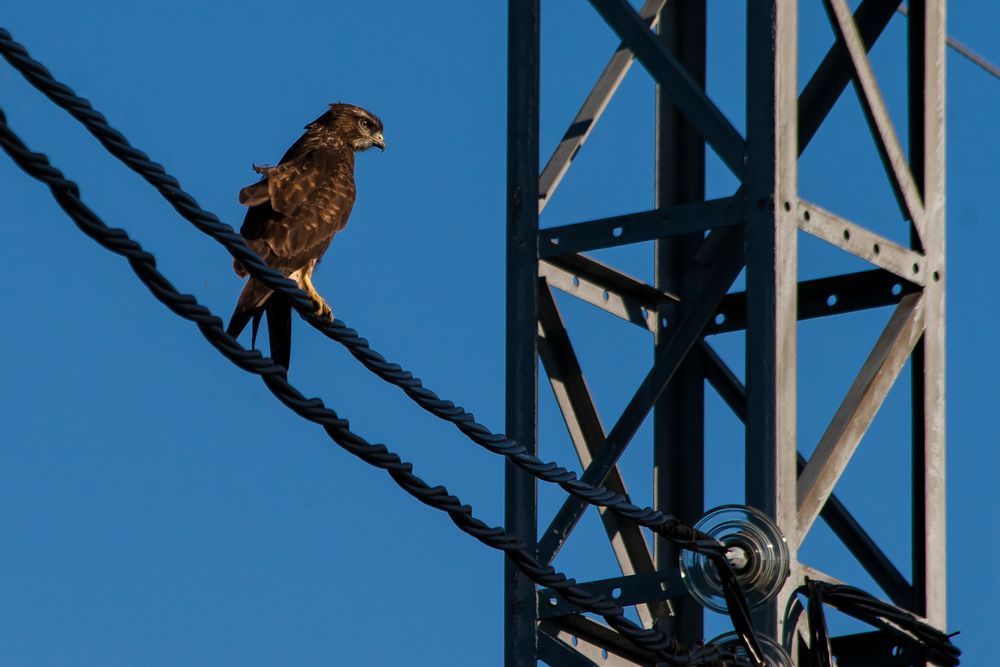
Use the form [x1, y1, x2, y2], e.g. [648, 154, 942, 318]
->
[804, 582, 961, 666]
[0, 26, 766, 659]
[0, 27, 728, 554]
[0, 26, 767, 659]
[0, 110, 751, 667]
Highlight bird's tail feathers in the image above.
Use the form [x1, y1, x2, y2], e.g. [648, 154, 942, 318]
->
[226, 277, 293, 370]
[227, 277, 273, 341]
[265, 297, 292, 371]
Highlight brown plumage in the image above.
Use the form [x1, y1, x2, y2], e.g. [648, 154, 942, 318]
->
[226, 103, 384, 370]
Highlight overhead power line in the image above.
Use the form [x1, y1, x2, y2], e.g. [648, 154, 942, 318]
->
[898, 4, 1000, 81]
[0, 11, 966, 664]
[0, 25, 768, 667]
[0, 109, 754, 667]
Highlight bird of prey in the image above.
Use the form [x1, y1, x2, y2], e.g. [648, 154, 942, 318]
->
[226, 103, 385, 370]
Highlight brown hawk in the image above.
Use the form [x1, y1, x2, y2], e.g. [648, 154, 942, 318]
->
[226, 103, 385, 370]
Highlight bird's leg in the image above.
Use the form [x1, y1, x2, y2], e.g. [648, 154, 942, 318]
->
[302, 273, 332, 319]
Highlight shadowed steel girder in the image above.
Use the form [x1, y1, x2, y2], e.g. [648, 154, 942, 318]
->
[586, 0, 745, 174]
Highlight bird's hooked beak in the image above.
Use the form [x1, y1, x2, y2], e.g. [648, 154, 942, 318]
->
[372, 132, 386, 151]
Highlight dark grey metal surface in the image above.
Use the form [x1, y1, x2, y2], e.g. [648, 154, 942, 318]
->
[537, 282, 658, 627]
[539, 230, 744, 559]
[539, 617, 658, 667]
[537, 569, 686, 620]
[506, 0, 540, 664]
[508, 1, 949, 663]
[538, 0, 666, 213]
[587, 0, 745, 174]
[539, 197, 739, 258]
[706, 269, 916, 335]
[743, 1, 800, 643]
[653, 0, 708, 646]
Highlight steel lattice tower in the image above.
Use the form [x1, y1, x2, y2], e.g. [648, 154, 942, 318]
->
[505, 1, 947, 665]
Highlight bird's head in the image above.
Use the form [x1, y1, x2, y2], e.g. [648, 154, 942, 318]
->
[309, 103, 385, 152]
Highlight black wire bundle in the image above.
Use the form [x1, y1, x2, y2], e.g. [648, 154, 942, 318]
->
[804, 581, 961, 666]
[805, 580, 834, 667]
[0, 25, 769, 661]
[0, 107, 758, 666]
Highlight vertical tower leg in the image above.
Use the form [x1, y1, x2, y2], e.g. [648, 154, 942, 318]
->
[653, 0, 707, 646]
[908, 0, 947, 650]
[744, 0, 800, 645]
[506, 0, 540, 665]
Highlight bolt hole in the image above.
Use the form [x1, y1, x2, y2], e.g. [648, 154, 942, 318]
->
[842, 229, 850, 241]
[827, 294, 838, 307]
[602, 290, 610, 302]
[641, 307, 648, 319]
[611, 587, 622, 599]
[803, 210, 811, 222]
[571, 636, 578, 646]
[601, 649, 609, 660]
[912, 262, 920, 274]
[550, 236, 559, 245]
[612, 226, 623, 238]
[661, 317, 669, 329]
[891, 283, 902, 296]
[715, 313, 726, 325]
[783, 201, 791, 212]
[548, 596, 557, 606]
[873, 243, 881, 255]
[572, 276, 580, 288]
[933, 270, 940, 282]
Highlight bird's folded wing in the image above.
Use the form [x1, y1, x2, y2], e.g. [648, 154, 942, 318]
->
[238, 152, 321, 215]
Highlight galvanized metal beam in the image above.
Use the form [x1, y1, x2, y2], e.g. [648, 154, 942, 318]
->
[798, 293, 925, 537]
[744, 0, 800, 641]
[823, 0, 927, 243]
[539, 228, 744, 561]
[537, 633, 603, 667]
[537, 569, 685, 620]
[707, 269, 916, 336]
[587, 0, 745, 175]
[797, 199, 928, 285]
[511, 2, 949, 662]
[539, 618, 658, 667]
[537, 282, 657, 627]
[539, 254, 671, 332]
[701, 340, 914, 609]
[906, 0, 947, 635]
[799, 0, 901, 152]
[653, 0, 708, 645]
[538, 0, 666, 213]
[539, 196, 739, 259]
[506, 0, 540, 663]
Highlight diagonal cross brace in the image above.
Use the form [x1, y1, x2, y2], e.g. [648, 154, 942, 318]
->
[538, 0, 667, 212]
[799, 0, 902, 152]
[797, 293, 925, 537]
[701, 341, 913, 609]
[822, 0, 927, 243]
[538, 281, 657, 627]
[537, 227, 745, 564]
[587, 0, 745, 175]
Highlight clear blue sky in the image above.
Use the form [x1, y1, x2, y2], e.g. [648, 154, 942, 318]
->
[1, 2, 995, 665]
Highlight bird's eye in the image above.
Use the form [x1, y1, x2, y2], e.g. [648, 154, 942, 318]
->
[359, 118, 370, 129]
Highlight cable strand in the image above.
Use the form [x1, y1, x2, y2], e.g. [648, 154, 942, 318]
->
[0, 108, 750, 667]
[0, 25, 767, 657]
